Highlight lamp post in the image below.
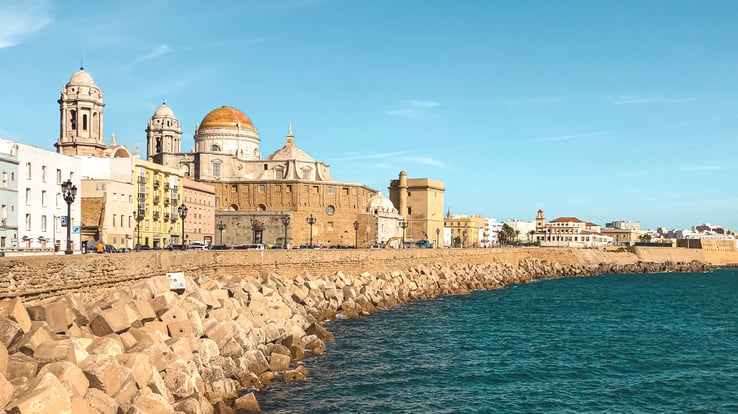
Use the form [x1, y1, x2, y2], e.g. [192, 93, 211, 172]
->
[436, 227, 440, 248]
[306, 214, 316, 247]
[178, 204, 188, 249]
[399, 219, 407, 248]
[216, 221, 226, 246]
[61, 179, 77, 255]
[281, 215, 290, 248]
[353, 220, 359, 249]
[133, 209, 144, 251]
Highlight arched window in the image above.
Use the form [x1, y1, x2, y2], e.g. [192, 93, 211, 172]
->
[70, 110, 77, 130]
[210, 144, 221, 152]
[301, 166, 313, 180]
[212, 160, 222, 179]
[229, 204, 238, 211]
[258, 204, 266, 211]
[82, 114, 88, 131]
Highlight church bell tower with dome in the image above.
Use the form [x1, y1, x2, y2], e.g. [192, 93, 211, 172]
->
[55, 67, 106, 156]
[146, 101, 183, 163]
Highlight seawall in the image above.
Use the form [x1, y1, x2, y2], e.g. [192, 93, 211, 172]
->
[0, 247, 736, 412]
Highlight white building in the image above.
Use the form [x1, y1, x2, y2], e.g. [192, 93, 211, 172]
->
[535, 216, 612, 248]
[0, 139, 82, 254]
[504, 219, 537, 243]
[485, 218, 504, 247]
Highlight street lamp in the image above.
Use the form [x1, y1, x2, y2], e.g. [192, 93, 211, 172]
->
[306, 214, 316, 247]
[61, 179, 77, 255]
[399, 219, 407, 248]
[281, 215, 290, 248]
[178, 204, 188, 249]
[436, 227, 440, 248]
[216, 221, 226, 246]
[133, 209, 144, 251]
[353, 220, 359, 249]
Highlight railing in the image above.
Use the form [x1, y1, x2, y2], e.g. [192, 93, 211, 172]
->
[153, 195, 160, 204]
[153, 211, 160, 219]
[163, 213, 170, 220]
[153, 179, 160, 188]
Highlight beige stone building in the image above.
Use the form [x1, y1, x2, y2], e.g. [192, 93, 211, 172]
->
[388, 171, 445, 244]
[146, 104, 378, 247]
[182, 178, 215, 246]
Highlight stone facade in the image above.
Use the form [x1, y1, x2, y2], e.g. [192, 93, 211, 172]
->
[55, 68, 106, 157]
[388, 171, 445, 244]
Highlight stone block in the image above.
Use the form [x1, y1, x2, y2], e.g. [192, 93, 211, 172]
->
[112, 373, 138, 412]
[44, 301, 73, 334]
[233, 392, 260, 413]
[116, 352, 152, 389]
[128, 300, 157, 327]
[269, 352, 291, 372]
[37, 361, 89, 397]
[6, 383, 73, 414]
[0, 342, 7, 376]
[158, 307, 188, 326]
[0, 373, 13, 409]
[0, 298, 31, 333]
[167, 320, 194, 339]
[80, 354, 132, 396]
[64, 294, 90, 326]
[204, 322, 233, 348]
[84, 387, 118, 414]
[206, 307, 235, 322]
[86, 335, 124, 357]
[140, 321, 169, 341]
[205, 378, 239, 405]
[163, 360, 197, 399]
[305, 322, 334, 341]
[89, 308, 131, 336]
[150, 292, 179, 317]
[127, 388, 175, 414]
[15, 321, 55, 356]
[146, 366, 174, 404]
[33, 338, 77, 365]
[70, 396, 97, 414]
[0, 316, 23, 349]
[6, 352, 37, 380]
[241, 350, 269, 375]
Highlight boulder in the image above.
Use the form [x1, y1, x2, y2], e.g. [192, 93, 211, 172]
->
[83, 387, 118, 414]
[0, 317, 23, 349]
[37, 361, 89, 397]
[233, 392, 260, 413]
[79, 354, 132, 396]
[0, 298, 31, 333]
[33, 338, 77, 365]
[0, 373, 13, 409]
[89, 308, 131, 336]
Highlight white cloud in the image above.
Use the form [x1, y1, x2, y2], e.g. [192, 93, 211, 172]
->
[133, 44, 171, 65]
[527, 131, 613, 143]
[387, 100, 440, 118]
[0, 0, 52, 48]
[339, 151, 408, 161]
[397, 155, 448, 168]
[339, 150, 449, 169]
[608, 95, 694, 105]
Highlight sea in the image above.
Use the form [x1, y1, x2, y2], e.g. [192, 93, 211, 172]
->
[257, 269, 738, 413]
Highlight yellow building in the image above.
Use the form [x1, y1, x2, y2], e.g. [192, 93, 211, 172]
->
[388, 171, 445, 244]
[444, 213, 481, 248]
[133, 159, 183, 249]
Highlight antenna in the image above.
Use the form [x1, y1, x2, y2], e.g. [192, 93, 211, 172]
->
[81, 49, 85, 69]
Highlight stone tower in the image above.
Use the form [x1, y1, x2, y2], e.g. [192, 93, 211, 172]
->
[55, 67, 106, 156]
[146, 102, 182, 161]
[535, 209, 546, 232]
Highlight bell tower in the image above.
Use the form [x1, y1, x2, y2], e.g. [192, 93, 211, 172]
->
[55, 67, 106, 156]
[146, 101, 182, 166]
[535, 209, 546, 233]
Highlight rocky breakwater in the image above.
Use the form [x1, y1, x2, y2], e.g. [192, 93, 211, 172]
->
[0, 257, 712, 413]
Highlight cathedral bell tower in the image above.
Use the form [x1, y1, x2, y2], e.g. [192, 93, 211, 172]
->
[146, 101, 182, 165]
[55, 67, 106, 156]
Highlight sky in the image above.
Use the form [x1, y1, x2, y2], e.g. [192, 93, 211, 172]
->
[1, 0, 737, 231]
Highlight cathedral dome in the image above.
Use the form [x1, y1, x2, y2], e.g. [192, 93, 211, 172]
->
[265, 125, 315, 162]
[67, 67, 96, 87]
[154, 102, 175, 118]
[200, 106, 255, 132]
[368, 192, 398, 214]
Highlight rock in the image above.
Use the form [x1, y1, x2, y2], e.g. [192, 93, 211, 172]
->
[268, 353, 290, 372]
[0, 342, 7, 376]
[89, 308, 131, 336]
[7, 384, 73, 413]
[84, 387, 118, 414]
[0, 298, 31, 334]
[0, 373, 13, 408]
[233, 392, 260, 413]
[37, 361, 89, 397]
[33, 338, 77, 365]
[0, 317, 23, 349]
[6, 352, 38, 381]
[79, 354, 132, 396]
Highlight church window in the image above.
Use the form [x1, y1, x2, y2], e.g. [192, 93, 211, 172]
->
[230, 204, 238, 211]
[286, 185, 292, 193]
[326, 205, 335, 216]
[313, 186, 319, 193]
[327, 187, 334, 195]
[70, 110, 77, 130]
[408, 207, 412, 215]
[215, 198, 220, 208]
[258, 204, 266, 211]
[83, 114, 88, 131]
[264, 164, 268, 170]
[258, 185, 265, 193]
[327, 221, 333, 230]
[167, 120, 171, 127]
[211, 145, 221, 152]
[212, 160, 221, 179]
[343, 187, 349, 195]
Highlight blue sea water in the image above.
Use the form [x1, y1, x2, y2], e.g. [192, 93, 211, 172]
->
[258, 269, 738, 413]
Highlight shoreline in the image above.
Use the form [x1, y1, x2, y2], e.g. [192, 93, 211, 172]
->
[0, 248, 736, 412]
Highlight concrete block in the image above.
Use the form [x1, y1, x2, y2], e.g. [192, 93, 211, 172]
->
[64, 294, 90, 326]
[7, 383, 73, 414]
[80, 354, 132, 396]
[0, 298, 31, 333]
[16, 321, 56, 356]
[0, 373, 13, 409]
[70, 396, 97, 414]
[0, 316, 23, 349]
[37, 361, 89, 397]
[150, 292, 179, 317]
[140, 321, 169, 341]
[89, 308, 131, 336]
[6, 352, 38, 381]
[159, 307, 188, 326]
[127, 388, 175, 414]
[33, 338, 77, 365]
[86, 335, 124, 357]
[128, 300, 156, 325]
[233, 392, 260, 413]
[44, 301, 73, 334]
[269, 352, 291, 372]
[0, 342, 8, 376]
[84, 387, 118, 414]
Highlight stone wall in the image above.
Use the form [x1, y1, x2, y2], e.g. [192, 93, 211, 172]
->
[2, 247, 738, 301]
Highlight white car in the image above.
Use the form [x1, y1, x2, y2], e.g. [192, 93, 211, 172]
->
[188, 241, 209, 250]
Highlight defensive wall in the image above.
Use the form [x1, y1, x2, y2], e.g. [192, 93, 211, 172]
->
[2, 246, 737, 302]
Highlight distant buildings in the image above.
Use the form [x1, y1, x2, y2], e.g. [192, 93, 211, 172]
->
[533, 210, 612, 248]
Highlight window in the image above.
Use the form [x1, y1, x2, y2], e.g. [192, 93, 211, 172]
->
[286, 185, 292, 193]
[327, 221, 333, 230]
[25, 214, 31, 230]
[25, 188, 30, 204]
[212, 160, 221, 179]
[2, 172, 7, 188]
[326, 205, 335, 216]
[41, 215, 47, 231]
[41, 190, 47, 207]
[26, 162, 31, 179]
[327, 187, 334, 195]
[408, 207, 412, 215]
[83, 114, 88, 130]
[70, 110, 77, 130]
[113, 214, 117, 227]
[210, 145, 221, 152]
[258, 185, 265, 193]
[56, 169, 62, 184]
[113, 193, 117, 201]
[42, 166, 47, 183]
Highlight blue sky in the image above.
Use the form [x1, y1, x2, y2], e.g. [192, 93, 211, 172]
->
[1, 0, 737, 230]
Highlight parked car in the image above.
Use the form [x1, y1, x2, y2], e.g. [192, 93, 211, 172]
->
[188, 241, 209, 250]
[233, 243, 266, 250]
[210, 245, 233, 250]
[104, 244, 118, 253]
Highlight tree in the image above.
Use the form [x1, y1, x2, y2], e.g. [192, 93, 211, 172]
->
[639, 234, 652, 243]
[498, 224, 518, 246]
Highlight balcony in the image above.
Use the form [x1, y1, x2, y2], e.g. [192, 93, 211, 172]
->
[153, 179, 160, 188]
[153, 195, 161, 204]
[164, 182, 170, 190]
[164, 198, 171, 206]
[137, 175, 147, 184]
[164, 213, 170, 220]
[153, 211, 160, 219]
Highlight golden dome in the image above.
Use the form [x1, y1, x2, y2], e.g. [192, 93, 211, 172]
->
[200, 106, 255, 131]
